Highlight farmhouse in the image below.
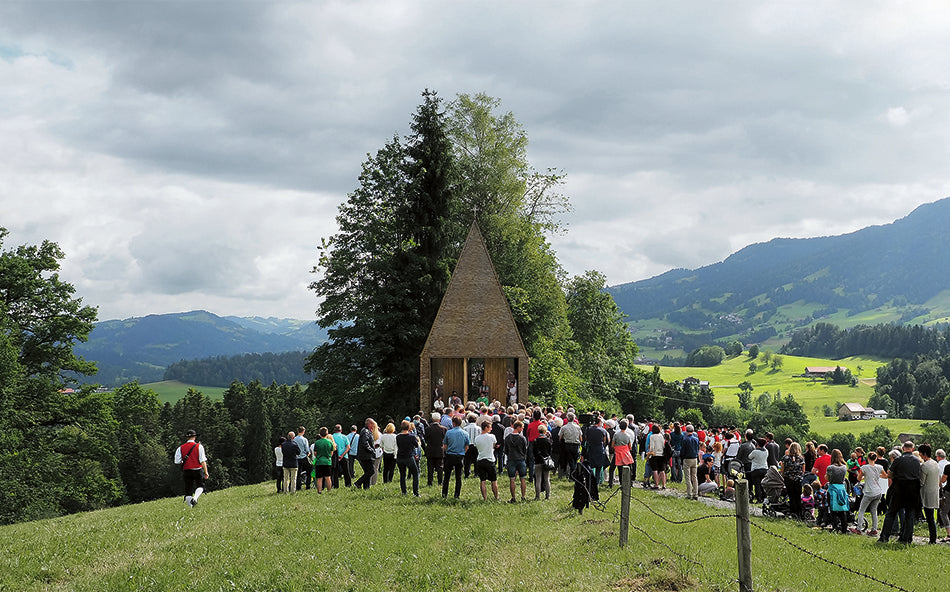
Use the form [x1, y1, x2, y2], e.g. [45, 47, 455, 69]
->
[805, 366, 847, 378]
[838, 402, 874, 420]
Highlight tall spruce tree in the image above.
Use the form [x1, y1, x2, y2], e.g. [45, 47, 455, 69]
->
[306, 91, 455, 420]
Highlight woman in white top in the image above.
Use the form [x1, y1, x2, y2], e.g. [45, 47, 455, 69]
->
[647, 424, 667, 489]
[380, 422, 398, 484]
[274, 436, 285, 492]
[369, 421, 383, 486]
[852, 451, 884, 535]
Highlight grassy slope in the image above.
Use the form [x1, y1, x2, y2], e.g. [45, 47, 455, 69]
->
[1, 477, 941, 592]
[639, 353, 934, 438]
[141, 380, 227, 404]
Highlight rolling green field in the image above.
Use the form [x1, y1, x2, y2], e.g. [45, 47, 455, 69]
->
[639, 353, 935, 438]
[1, 473, 942, 592]
[140, 380, 227, 404]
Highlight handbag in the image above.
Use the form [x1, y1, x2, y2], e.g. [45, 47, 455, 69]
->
[544, 456, 555, 470]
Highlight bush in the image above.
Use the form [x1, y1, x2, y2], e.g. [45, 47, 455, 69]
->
[856, 424, 894, 452]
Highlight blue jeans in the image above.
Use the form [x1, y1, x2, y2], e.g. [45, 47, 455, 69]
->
[671, 450, 682, 482]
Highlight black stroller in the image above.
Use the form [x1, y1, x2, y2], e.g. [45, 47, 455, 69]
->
[718, 460, 745, 501]
[761, 466, 792, 518]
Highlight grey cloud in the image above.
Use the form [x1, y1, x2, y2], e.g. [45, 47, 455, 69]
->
[4, 2, 950, 319]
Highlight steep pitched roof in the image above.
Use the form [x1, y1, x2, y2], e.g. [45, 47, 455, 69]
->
[420, 222, 528, 359]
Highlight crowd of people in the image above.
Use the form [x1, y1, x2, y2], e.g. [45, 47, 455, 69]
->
[176, 398, 950, 544]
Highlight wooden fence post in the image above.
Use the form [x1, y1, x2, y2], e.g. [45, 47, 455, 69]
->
[736, 479, 753, 592]
[619, 465, 631, 548]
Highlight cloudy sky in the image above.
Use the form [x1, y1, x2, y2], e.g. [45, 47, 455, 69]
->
[3, 2, 950, 321]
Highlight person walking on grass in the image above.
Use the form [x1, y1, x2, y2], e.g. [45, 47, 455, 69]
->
[174, 429, 209, 507]
[474, 421, 499, 501]
[505, 420, 529, 503]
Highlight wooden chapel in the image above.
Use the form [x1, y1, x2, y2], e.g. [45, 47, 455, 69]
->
[419, 222, 529, 411]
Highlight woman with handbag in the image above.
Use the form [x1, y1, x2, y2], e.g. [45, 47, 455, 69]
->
[532, 424, 553, 500]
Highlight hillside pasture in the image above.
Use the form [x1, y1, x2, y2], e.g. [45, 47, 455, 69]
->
[0, 476, 943, 592]
[140, 380, 226, 404]
[638, 353, 936, 438]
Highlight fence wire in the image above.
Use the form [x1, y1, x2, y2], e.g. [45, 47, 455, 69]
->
[572, 474, 919, 592]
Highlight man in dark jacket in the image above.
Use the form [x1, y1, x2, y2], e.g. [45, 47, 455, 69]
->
[491, 415, 507, 474]
[425, 413, 446, 486]
[879, 441, 922, 544]
[736, 429, 756, 473]
[279, 432, 301, 494]
[354, 418, 378, 490]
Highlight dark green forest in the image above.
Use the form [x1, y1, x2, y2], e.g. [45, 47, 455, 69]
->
[164, 351, 313, 387]
[782, 321, 950, 359]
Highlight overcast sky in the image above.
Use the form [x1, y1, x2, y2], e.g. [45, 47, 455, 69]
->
[3, 2, 950, 321]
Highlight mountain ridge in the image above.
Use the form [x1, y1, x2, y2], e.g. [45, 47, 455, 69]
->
[74, 310, 326, 386]
[608, 197, 950, 352]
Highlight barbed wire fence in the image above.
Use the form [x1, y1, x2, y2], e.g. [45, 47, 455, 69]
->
[570, 466, 918, 592]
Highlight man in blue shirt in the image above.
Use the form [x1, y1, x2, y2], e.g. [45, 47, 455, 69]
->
[681, 425, 701, 500]
[294, 426, 311, 491]
[442, 415, 470, 499]
[331, 425, 351, 488]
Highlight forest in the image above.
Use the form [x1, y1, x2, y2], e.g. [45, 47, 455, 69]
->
[163, 351, 313, 387]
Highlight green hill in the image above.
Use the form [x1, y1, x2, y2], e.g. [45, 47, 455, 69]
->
[1, 477, 941, 591]
[643, 353, 933, 438]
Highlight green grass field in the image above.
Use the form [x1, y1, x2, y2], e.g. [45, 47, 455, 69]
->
[1, 473, 942, 592]
[140, 380, 227, 404]
[638, 353, 937, 438]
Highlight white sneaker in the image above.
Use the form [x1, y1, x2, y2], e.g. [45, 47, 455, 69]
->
[184, 496, 193, 507]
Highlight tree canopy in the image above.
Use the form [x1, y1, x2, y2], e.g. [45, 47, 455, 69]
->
[306, 91, 634, 419]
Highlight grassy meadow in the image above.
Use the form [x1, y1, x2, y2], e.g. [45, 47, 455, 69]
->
[640, 353, 936, 438]
[1, 473, 941, 592]
[141, 380, 227, 404]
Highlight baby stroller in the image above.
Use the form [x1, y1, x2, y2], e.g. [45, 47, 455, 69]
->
[761, 466, 791, 518]
[718, 460, 745, 501]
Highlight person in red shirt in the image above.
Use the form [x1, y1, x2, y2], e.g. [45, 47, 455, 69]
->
[174, 429, 209, 507]
[811, 444, 832, 486]
[526, 409, 544, 442]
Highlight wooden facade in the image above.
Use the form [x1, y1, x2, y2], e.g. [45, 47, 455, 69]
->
[419, 223, 530, 411]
